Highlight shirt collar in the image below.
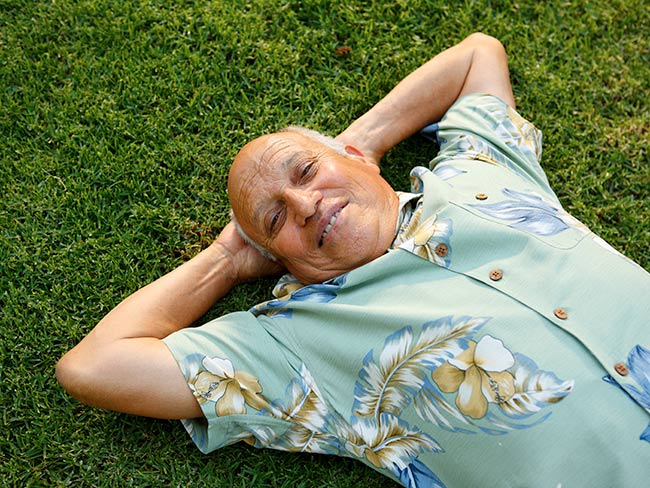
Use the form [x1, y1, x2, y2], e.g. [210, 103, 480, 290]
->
[391, 191, 422, 248]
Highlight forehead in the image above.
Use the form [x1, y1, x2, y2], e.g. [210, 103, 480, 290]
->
[228, 132, 322, 221]
[232, 132, 317, 179]
[256, 133, 311, 169]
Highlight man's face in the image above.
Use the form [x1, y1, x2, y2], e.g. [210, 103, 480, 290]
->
[228, 131, 399, 284]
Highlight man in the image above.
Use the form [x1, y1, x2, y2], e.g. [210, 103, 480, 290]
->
[57, 33, 650, 487]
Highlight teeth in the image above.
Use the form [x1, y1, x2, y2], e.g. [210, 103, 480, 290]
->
[321, 211, 340, 241]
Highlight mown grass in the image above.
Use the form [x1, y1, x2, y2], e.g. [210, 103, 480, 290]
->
[1, 0, 648, 486]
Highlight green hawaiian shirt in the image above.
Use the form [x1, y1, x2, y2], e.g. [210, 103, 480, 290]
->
[163, 94, 650, 488]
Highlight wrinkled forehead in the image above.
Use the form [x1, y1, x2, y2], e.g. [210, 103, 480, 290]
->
[228, 132, 310, 194]
[227, 132, 318, 223]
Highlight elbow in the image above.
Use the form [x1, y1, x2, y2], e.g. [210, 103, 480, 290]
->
[56, 348, 95, 406]
[465, 32, 507, 55]
[55, 350, 80, 400]
[465, 32, 502, 45]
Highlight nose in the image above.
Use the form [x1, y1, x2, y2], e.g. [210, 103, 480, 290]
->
[283, 187, 321, 225]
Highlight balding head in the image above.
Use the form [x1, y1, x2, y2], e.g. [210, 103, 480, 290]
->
[228, 129, 399, 284]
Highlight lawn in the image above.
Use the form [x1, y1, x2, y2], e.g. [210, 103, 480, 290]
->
[1, 0, 648, 486]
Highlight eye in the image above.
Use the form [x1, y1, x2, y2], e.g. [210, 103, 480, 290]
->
[298, 160, 318, 182]
[269, 207, 285, 235]
[270, 212, 279, 229]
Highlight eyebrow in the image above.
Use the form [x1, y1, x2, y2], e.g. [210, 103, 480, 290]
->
[252, 149, 313, 233]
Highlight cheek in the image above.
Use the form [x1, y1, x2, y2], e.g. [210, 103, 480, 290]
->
[271, 231, 306, 258]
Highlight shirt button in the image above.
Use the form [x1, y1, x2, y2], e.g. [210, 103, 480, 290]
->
[553, 307, 568, 320]
[475, 193, 488, 200]
[434, 243, 448, 257]
[614, 362, 629, 376]
[489, 269, 503, 281]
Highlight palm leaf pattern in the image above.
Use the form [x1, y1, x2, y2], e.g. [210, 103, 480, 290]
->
[500, 353, 574, 418]
[352, 413, 442, 470]
[268, 365, 330, 431]
[179, 314, 575, 487]
[413, 376, 477, 434]
[261, 364, 345, 454]
[354, 316, 487, 419]
[348, 316, 574, 485]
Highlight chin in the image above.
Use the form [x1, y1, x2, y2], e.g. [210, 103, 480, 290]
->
[297, 271, 335, 285]
[290, 249, 383, 284]
[292, 266, 343, 285]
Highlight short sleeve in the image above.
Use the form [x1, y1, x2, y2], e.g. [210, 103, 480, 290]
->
[162, 311, 300, 453]
[429, 94, 554, 198]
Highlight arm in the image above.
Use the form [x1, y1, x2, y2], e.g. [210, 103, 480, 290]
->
[336, 33, 514, 165]
[55, 222, 283, 419]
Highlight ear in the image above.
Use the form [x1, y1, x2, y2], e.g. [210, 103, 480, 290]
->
[344, 144, 380, 173]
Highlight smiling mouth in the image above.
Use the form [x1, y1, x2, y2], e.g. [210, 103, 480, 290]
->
[319, 210, 341, 247]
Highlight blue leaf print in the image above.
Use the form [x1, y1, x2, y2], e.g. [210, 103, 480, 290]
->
[398, 458, 447, 488]
[254, 301, 295, 319]
[603, 345, 650, 443]
[471, 188, 570, 237]
[602, 374, 616, 386]
[481, 410, 552, 435]
[622, 345, 650, 409]
[621, 345, 650, 443]
[178, 353, 208, 380]
[251, 274, 347, 318]
[634, 424, 650, 445]
[419, 122, 439, 144]
[432, 164, 466, 182]
[289, 285, 339, 303]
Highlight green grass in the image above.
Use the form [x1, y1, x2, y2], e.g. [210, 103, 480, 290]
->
[1, 0, 648, 486]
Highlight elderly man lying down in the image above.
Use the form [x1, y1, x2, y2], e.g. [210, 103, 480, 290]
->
[57, 33, 650, 488]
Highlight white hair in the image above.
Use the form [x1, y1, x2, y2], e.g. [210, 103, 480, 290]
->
[229, 209, 277, 261]
[229, 126, 347, 261]
[282, 125, 347, 156]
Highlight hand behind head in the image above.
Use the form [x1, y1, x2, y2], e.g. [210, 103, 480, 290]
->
[214, 221, 285, 284]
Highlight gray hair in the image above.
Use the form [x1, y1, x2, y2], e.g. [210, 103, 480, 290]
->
[229, 209, 277, 261]
[229, 126, 347, 261]
[282, 125, 347, 156]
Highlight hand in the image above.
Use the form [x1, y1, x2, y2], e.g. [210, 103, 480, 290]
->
[214, 221, 285, 284]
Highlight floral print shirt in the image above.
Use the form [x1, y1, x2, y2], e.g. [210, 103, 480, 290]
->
[163, 95, 650, 488]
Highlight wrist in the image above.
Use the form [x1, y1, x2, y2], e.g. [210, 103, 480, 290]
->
[207, 241, 241, 285]
[337, 111, 392, 164]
